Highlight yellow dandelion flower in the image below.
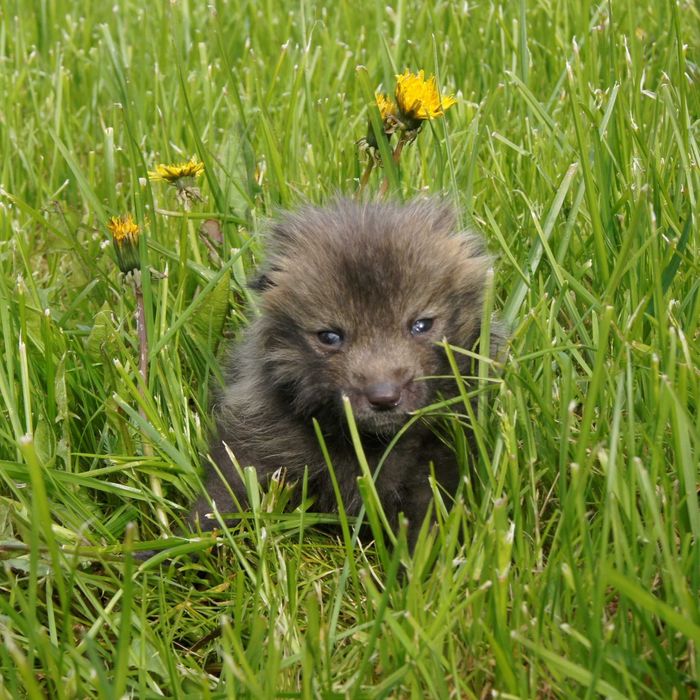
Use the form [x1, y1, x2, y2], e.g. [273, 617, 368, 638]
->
[148, 157, 205, 209]
[148, 157, 205, 183]
[394, 69, 456, 128]
[375, 93, 397, 122]
[108, 214, 140, 274]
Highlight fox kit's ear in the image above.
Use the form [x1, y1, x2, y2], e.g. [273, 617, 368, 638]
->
[249, 266, 279, 292]
[457, 229, 489, 261]
[251, 211, 308, 287]
[427, 198, 458, 233]
[249, 272, 271, 292]
[265, 210, 312, 249]
[422, 199, 486, 255]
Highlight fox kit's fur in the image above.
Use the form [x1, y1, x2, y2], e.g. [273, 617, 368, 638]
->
[190, 199, 504, 544]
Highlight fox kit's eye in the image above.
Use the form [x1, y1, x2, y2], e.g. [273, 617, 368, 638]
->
[317, 330, 343, 347]
[410, 318, 434, 336]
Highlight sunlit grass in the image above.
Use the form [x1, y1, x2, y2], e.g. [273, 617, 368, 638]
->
[0, 0, 698, 696]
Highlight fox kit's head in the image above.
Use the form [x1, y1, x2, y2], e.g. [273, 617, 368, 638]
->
[251, 199, 491, 436]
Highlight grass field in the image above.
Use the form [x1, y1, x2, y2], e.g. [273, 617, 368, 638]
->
[1, 0, 699, 697]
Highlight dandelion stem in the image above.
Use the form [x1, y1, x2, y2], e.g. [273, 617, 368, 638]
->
[133, 274, 168, 533]
[134, 282, 149, 400]
[379, 136, 408, 197]
[391, 137, 407, 164]
[186, 216, 204, 266]
[357, 160, 374, 198]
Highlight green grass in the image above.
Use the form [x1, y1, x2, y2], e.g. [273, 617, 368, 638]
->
[1, 0, 699, 696]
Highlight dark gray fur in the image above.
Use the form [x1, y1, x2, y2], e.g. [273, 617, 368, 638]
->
[189, 198, 505, 545]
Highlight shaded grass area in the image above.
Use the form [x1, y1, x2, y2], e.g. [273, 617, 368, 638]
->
[0, 0, 698, 696]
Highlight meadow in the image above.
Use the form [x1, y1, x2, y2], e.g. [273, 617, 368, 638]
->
[0, 0, 699, 697]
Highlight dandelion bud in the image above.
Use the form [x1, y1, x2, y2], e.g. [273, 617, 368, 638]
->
[357, 93, 398, 163]
[107, 214, 140, 274]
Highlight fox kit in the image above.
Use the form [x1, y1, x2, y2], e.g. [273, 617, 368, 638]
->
[190, 199, 504, 545]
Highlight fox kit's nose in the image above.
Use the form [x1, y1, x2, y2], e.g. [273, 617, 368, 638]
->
[365, 382, 402, 410]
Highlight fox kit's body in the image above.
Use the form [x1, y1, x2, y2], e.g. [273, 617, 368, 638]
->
[190, 199, 503, 543]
